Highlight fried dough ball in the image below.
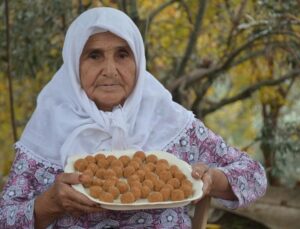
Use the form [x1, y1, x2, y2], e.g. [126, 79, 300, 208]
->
[127, 174, 140, 184]
[111, 159, 124, 168]
[180, 184, 193, 198]
[89, 186, 103, 198]
[131, 186, 142, 200]
[99, 191, 114, 203]
[144, 162, 155, 172]
[145, 172, 158, 183]
[74, 159, 88, 172]
[154, 179, 165, 191]
[142, 179, 154, 190]
[123, 165, 135, 178]
[128, 160, 140, 170]
[85, 155, 96, 164]
[141, 185, 151, 198]
[147, 192, 163, 202]
[111, 166, 123, 178]
[170, 165, 180, 174]
[80, 174, 93, 188]
[97, 158, 109, 169]
[106, 155, 117, 165]
[133, 151, 146, 161]
[87, 163, 98, 174]
[103, 179, 118, 191]
[116, 181, 129, 194]
[136, 169, 146, 182]
[155, 163, 169, 174]
[160, 187, 171, 201]
[158, 170, 172, 183]
[95, 168, 105, 179]
[120, 192, 136, 203]
[167, 178, 181, 189]
[162, 184, 174, 191]
[128, 180, 142, 189]
[174, 171, 186, 181]
[119, 155, 131, 166]
[181, 179, 193, 187]
[92, 177, 103, 186]
[104, 169, 117, 178]
[95, 153, 106, 161]
[82, 169, 94, 177]
[157, 159, 169, 167]
[171, 189, 185, 201]
[146, 154, 158, 164]
[108, 186, 120, 199]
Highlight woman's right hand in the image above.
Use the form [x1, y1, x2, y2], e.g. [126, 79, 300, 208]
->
[34, 173, 101, 228]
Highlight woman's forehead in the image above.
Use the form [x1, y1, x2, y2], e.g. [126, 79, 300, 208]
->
[85, 32, 128, 48]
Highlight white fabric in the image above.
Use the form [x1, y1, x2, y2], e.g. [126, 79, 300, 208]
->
[16, 7, 194, 167]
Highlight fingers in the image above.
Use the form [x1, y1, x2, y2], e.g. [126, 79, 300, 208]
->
[192, 170, 213, 204]
[56, 172, 81, 185]
[191, 163, 209, 179]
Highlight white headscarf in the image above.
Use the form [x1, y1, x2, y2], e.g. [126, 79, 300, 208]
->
[16, 7, 194, 167]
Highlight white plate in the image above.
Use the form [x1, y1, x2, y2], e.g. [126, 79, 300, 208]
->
[65, 150, 203, 210]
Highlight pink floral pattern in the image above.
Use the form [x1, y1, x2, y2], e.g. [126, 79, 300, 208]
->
[0, 119, 267, 228]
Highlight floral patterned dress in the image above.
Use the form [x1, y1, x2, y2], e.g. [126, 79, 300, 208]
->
[0, 119, 267, 229]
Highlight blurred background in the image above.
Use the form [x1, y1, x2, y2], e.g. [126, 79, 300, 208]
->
[1, 0, 299, 228]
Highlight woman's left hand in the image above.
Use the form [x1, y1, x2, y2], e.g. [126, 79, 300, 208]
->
[191, 162, 213, 203]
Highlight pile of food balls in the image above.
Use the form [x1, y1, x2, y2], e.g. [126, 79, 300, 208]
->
[74, 151, 194, 203]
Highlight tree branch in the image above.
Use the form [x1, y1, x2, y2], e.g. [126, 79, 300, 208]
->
[4, 0, 18, 142]
[201, 69, 300, 116]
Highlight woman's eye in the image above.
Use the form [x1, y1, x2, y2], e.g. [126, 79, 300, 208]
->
[118, 50, 130, 58]
[89, 52, 101, 59]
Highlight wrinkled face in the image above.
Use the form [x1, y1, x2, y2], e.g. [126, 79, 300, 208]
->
[80, 32, 136, 111]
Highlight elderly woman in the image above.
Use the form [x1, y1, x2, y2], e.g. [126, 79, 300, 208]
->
[0, 7, 266, 229]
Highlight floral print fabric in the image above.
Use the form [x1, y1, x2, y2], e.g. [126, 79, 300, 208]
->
[0, 119, 267, 228]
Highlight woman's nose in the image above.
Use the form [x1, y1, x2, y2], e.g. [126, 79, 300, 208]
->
[102, 58, 117, 77]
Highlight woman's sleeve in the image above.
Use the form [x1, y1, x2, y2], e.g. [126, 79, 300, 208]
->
[167, 119, 267, 209]
[0, 149, 62, 228]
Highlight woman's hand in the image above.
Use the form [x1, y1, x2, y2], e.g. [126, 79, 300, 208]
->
[191, 163, 237, 203]
[191, 163, 213, 200]
[34, 173, 101, 229]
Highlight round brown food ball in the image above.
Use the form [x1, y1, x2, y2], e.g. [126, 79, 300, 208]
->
[128, 160, 140, 170]
[111, 166, 123, 178]
[171, 189, 185, 201]
[87, 163, 98, 174]
[74, 159, 88, 172]
[92, 177, 103, 186]
[103, 169, 117, 178]
[141, 185, 151, 198]
[123, 165, 135, 178]
[120, 192, 136, 203]
[181, 179, 193, 187]
[162, 183, 174, 191]
[160, 187, 171, 201]
[145, 172, 158, 183]
[111, 159, 124, 168]
[158, 170, 172, 183]
[127, 174, 140, 184]
[144, 162, 156, 172]
[97, 158, 109, 169]
[95, 153, 106, 161]
[136, 169, 146, 182]
[108, 186, 120, 199]
[99, 191, 114, 203]
[80, 174, 93, 188]
[106, 155, 117, 164]
[119, 155, 131, 167]
[155, 163, 169, 174]
[180, 184, 194, 198]
[128, 180, 142, 189]
[102, 179, 118, 191]
[131, 186, 142, 200]
[169, 165, 180, 174]
[85, 155, 96, 164]
[154, 179, 165, 191]
[133, 151, 146, 161]
[147, 192, 163, 202]
[95, 168, 105, 179]
[156, 159, 169, 167]
[82, 169, 94, 177]
[146, 154, 158, 164]
[116, 181, 129, 194]
[174, 171, 186, 181]
[167, 178, 181, 189]
[142, 179, 154, 190]
[89, 186, 103, 198]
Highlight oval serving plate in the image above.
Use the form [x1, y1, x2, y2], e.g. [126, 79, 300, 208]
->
[64, 150, 203, 210]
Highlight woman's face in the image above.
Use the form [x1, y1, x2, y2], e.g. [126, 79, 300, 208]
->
[80, 32, 136, 111]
